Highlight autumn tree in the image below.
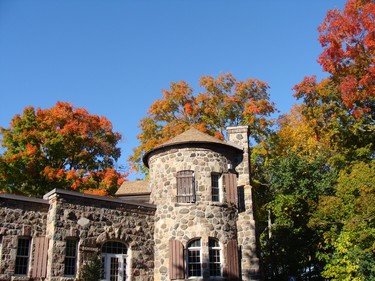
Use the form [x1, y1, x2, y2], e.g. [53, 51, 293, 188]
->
[293, 0, 375, 165]
[129, 73, 276, 173]
[280, 1, 375, 280]
[0, 102, 125, 197]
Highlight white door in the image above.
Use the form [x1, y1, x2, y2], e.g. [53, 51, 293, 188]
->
[101, 254, 127, 281]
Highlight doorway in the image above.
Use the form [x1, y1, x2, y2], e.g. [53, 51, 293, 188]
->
[101, 241, 128, 281]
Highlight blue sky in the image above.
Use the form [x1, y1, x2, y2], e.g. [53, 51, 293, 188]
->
[0, 0, 345, 179]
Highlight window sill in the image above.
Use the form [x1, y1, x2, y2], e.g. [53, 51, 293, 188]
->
[208, 202, 227, 207]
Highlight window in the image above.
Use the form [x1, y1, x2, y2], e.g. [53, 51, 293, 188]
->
[209, 238, 222, 277]
[15, 238, 30, 275]
[187, 239, 202, 278]
[176, 170, 196, 203]
[211, 174, 222, 202]
[101, 241, 128, 281]
[64, 239, 78, 276]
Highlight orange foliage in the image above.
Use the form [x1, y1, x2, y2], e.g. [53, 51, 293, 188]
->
[83, 188, 109, 197]
[0, 102, 125, 197]
[129, 73, 276, 173]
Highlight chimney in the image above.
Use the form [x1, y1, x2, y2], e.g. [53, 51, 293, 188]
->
[226, 126, 250, 186]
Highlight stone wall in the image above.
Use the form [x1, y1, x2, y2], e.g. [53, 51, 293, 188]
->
[148, 145, 240, 281]
[0, 190, 156, 281]
[44, 189, 156, 281]
[0, 195, 49, 281]
[227, 126, 261, 281]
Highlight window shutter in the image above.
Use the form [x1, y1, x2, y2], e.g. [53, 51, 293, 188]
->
[32, 236, 49, 278]
[226, 239, 240, 280]
[225, 173, 238, 206]
[177, 171, 195, 203]
[169, 239, 184, 279]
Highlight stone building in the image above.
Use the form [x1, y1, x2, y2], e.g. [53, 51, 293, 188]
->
[0, 126, 260, 281]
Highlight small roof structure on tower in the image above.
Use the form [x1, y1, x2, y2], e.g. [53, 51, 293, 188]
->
[142, 127, 243, 167]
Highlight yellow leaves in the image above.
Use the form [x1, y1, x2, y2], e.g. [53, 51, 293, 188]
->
[276, 104, 331, 159]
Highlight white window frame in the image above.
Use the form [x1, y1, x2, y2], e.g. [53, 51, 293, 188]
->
[101, 241, 128, 281]
[208, 238, 222, 277]
[211, 173, 223, 202]
[101, 253, 127, 281]
[187, 239, 202, 278]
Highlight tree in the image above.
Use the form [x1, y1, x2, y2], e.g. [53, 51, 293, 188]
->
[254, 1, 375, 279]
[129, 73, 276, 173]
[295, 0, 375, 118]
[309, 161, 375, 280]
[317, 0, 375, 117]
[79, 254, 102, 281]
[293, 0, 375, 167]
[257, 153, 336, 280]
[0, 102, 125, 197]
[274, 104, 332, 158]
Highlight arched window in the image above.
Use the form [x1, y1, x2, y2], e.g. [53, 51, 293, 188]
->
[209, 238, 222, 277]
[101, 241, 128, 281]
[187, 239, 202, 278]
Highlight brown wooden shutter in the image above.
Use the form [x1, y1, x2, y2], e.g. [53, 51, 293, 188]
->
[177, 171, 195, 203]
[226, 239, 240, 280]
[169, 239, 184, 279]
[225, 173, 238, 206]
[32, 236, 49, 278]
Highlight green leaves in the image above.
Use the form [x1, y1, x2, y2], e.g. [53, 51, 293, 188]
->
[311, 161, 375, 280]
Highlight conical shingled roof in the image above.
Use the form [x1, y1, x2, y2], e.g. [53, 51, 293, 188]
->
[143, 127, 243, 167]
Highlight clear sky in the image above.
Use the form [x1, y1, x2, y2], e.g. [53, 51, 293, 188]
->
[0, 0, 346, 179]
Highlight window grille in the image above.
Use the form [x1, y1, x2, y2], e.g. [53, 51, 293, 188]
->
[64, 239, 78, 276]
[15, 238, 30, 275]
[211, 174, 220, 202]
[187, 239, 202, 278]
[101, 241, 128, 254]
[209, 238, 222, 277]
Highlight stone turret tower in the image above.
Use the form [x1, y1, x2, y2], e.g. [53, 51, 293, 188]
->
[143, 126, 261, 281]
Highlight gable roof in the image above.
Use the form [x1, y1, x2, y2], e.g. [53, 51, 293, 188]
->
[116, 180, 150, 196]
[143, 127, 243, 167]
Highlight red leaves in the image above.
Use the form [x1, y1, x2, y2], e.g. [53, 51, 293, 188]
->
[0, 102, 125, 196]
[316, 0, 375, 116]
[129, 73, 277, 173]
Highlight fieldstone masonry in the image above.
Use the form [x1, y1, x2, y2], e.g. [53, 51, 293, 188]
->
[0, 196, 49, 281]
[227, 126, 261, 281]
[0, 125, 262, 281]
[148, 145, 240, 281]
[0, 190, 155, 281]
